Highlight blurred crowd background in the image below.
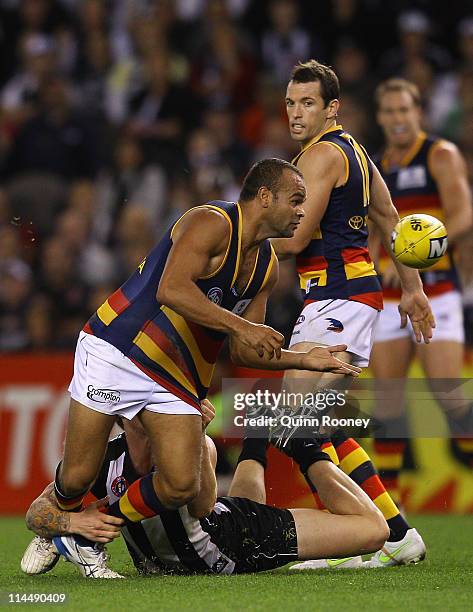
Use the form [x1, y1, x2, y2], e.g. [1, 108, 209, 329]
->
[1, 0, 473, 355]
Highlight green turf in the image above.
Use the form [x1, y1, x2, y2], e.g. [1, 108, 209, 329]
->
[1, 516, 472, 611]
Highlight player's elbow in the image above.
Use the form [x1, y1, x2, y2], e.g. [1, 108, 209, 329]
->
[156, 278, 180, 308]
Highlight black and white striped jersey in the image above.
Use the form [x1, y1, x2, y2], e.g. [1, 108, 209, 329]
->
[91, 433, 298, 575]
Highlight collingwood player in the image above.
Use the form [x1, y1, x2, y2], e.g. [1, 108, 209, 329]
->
[21, 401, 388, 578]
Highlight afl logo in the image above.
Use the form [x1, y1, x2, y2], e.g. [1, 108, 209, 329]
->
[296, 314, 305, 325]
[111, 475, 129, 498]
[349, 215, 364, 230]
[207, 287, 223, 304]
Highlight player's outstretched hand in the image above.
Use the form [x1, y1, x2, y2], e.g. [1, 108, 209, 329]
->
[200, 399, 215, 430]
[233, 320, 284, 360]
[398, 289, 436, 343]
[69, 498, 124, 544]
[299, 344, 361, 376]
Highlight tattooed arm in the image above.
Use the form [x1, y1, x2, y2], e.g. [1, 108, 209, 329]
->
[26, 483, 124, 543]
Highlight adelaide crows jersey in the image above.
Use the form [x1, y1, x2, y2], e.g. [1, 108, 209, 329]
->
[292, 125, 383, 310]
[375, 132, 459, 300]
[84, 201, 276, 410]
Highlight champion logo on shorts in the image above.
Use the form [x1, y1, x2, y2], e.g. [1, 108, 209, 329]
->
[111, 475, 129, 498]
[86, 385, 121, 403]
[326, 318, 344, 333]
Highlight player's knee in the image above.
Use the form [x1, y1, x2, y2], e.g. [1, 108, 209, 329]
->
[365, 514, 390, 552]
[59, 467, 94, 496]
[159, 474, 200, 508]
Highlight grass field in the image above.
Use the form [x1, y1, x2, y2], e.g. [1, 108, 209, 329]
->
[1, 516, 472, 611]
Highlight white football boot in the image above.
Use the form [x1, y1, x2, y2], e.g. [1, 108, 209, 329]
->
[363, 528, 426, 567]
[21, 536, 60, 575]
[290, 556, 363, 570]
[53, 535, 124, 578]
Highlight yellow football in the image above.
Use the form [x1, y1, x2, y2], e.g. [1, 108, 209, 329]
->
[391, 213, 448, 269]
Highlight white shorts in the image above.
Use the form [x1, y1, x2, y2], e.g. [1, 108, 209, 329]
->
[374, 291, 464, 344]
[289, 299, 381, 367]
[69, 331, 201, 419]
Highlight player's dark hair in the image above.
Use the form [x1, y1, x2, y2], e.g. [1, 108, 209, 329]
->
[375, 78, 421, 109]
[290, 59, 340, 107]
[239, 158, 303, 202]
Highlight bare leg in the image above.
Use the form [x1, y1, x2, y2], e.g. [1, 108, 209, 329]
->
[138, 411, 203, 508]
[417, 341, 466, 419]
[59, 399, 116, 495]
[228, 460, 266, 504]
[370, 338, 414, 421]
[292, 461, 389, 559]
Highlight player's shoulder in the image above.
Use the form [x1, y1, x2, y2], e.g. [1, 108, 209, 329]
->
[427, 135, 463, 171]
[171, 202, 233, 243]
[298, 139, 346, 175]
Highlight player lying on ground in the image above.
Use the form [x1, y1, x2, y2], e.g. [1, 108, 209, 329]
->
[21, 401, 388, 578]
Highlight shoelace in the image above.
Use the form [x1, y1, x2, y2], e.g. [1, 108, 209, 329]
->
[37, 538, 55, 555]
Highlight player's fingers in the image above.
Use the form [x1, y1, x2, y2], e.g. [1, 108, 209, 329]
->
[101, 514, 124, 526]
[411, 320, 422, 343]
[271, 330, 285, 346]
[275, 345, 282, 360]
[398, 307, 407, 328]
[334, 358, 361, 374]
[327, 344, 348, 354]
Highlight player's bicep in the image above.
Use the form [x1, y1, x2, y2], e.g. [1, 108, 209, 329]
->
[368, 163, 399, 229]
[157, 210, 229, 298]
[430, 145, 473, 225]
[294, 148, 340, 242]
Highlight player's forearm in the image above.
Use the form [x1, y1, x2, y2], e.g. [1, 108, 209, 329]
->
[231, 345, 305, 370]
[26, 496, 71, 539]
[372, 208, 422, 292]
[157, 279, 247, 335]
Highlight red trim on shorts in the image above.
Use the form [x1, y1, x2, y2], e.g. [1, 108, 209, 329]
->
[128, 357, 203, 413]
[82, 322, 93, 334]
[303, 294, 383, 310]
[349, 292, 384, 310]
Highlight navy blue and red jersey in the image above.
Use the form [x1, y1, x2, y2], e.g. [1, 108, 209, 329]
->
[375, 132, 459, 300]
[84, 201, 276, 410]
[292, 124, 383, 310]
